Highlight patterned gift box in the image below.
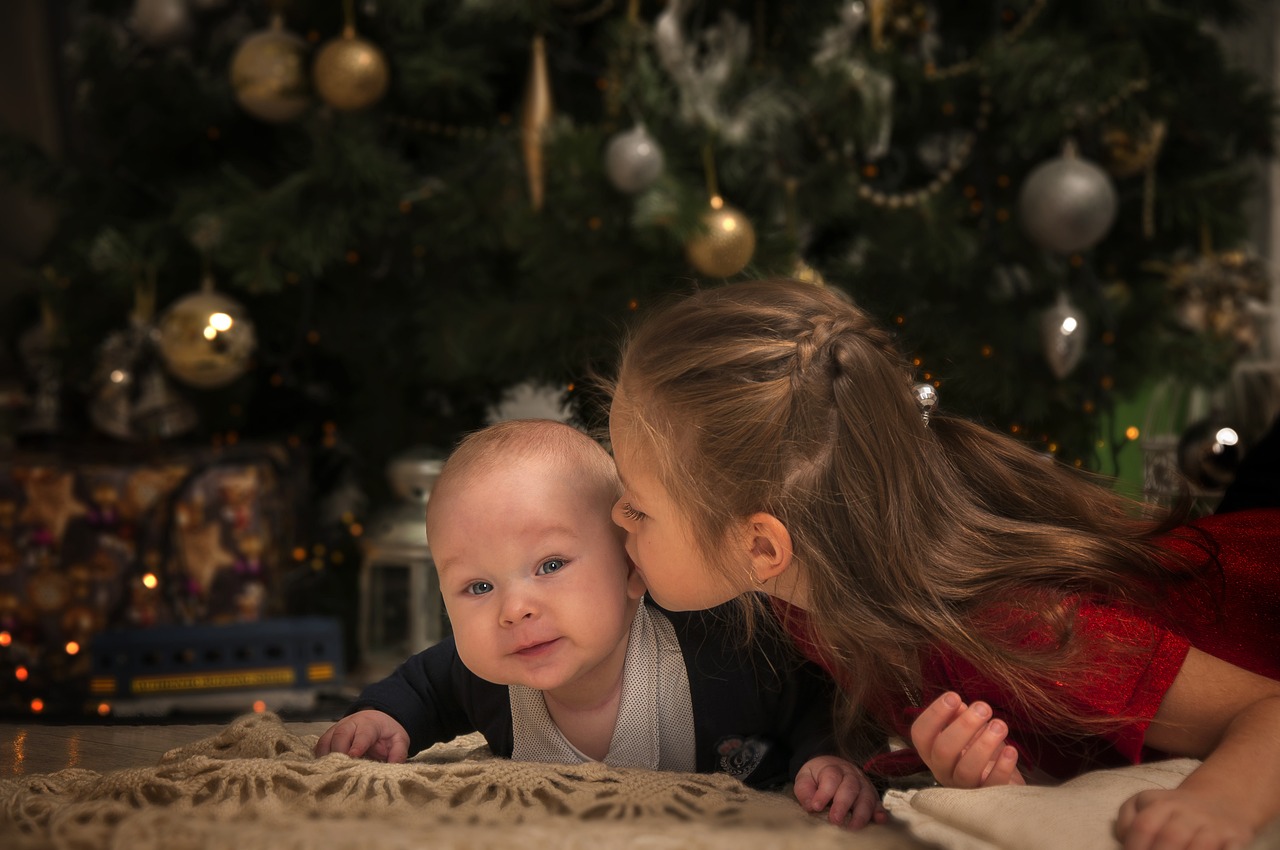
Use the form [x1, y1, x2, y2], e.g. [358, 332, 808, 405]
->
[0, 443, 297, 715]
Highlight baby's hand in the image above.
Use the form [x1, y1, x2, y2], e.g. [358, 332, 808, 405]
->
[910, 691, 1024, 788]
[793, 755, 887, 829]
[314, 709, 411, 763]
[1116, 787, 1256, 850]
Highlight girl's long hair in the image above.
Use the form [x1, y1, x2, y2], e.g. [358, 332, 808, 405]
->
[612, 279, 1206, 755]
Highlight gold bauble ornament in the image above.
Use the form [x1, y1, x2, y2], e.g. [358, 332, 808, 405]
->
[157, 279, 257, 389]
[686, 204, 756, 278]
[313, 26, 390, 112]
[230, 14, 311, 123]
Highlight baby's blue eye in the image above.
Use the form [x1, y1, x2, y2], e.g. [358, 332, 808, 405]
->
[467, 581, 494, 595]
[536, 559, 565, 575]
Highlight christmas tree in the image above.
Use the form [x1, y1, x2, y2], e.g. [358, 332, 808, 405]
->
[2, 0, 1276, 488]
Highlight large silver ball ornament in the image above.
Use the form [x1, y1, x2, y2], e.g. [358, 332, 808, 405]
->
[1018, 145, 1118, 254]
[604, 125, 666, 193]
[156, 287, 257, 389]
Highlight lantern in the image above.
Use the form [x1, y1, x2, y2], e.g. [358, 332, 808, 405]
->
[358, 449, 447, 676]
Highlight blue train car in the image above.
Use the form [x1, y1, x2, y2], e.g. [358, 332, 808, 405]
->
[87, 617, 344, 717]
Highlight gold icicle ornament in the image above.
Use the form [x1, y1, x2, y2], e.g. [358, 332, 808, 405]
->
[868, 0, 889, 51]
[521, 34, 554, 211]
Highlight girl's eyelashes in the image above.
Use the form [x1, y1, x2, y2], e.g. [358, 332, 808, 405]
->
[621, 502, 646, 521]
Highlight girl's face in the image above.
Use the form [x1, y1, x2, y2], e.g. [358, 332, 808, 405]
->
[609, 407, 750, 612]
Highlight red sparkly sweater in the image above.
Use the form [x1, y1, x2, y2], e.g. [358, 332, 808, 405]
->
[781, 508, 1280, 780]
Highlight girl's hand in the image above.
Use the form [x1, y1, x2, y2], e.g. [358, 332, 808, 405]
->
[1116, 788, 1256, 850]
[910, 691, 1025, 788]
[793, 755, 887, 829]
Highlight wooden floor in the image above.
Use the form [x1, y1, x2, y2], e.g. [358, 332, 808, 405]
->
[0, 719, 335, 776]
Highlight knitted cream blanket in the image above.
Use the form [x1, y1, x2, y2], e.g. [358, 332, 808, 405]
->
[0, 712, 920, 850]
[5, 712, 1276, 850]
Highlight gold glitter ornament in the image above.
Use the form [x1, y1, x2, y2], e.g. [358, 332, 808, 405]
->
[230, 14, 311, 123]
[686, 204, 756, 278]
[313, 26, 390, 112]
[157, 277, 257, 389]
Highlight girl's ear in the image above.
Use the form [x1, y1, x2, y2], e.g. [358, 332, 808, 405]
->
[742, 512, 792, 583]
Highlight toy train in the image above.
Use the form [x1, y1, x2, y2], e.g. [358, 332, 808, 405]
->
[87, 617, 344, 717]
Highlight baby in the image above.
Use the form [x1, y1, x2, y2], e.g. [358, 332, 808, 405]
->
[315, 419, 883, 828]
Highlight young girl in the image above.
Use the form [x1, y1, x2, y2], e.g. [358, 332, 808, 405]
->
[607, 278, 1280, 850]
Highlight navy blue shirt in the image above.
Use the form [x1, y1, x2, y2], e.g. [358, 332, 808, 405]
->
[347, 600, 838, 789]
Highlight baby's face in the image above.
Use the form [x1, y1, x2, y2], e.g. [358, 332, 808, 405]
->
[429, 457, 643, 703]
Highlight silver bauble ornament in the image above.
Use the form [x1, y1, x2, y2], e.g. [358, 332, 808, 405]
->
[156, 281, 257, 389]
[230, 16, 311, 123]
[131, 367, 200, 439]
[130, 0, 192, 47]
[605, 125, 665, 193]
[687, 204, 756, 278]
[1018, 143, 1118, 254]
[1040, 292, 1088, 379]
[90, 321, 200, 440]
[1177, 416, 1242, 491]
[89, 324, 145, 440]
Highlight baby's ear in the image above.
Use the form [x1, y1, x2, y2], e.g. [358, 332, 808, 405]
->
[625, 555, 647, 600]
[742, 512, 793, 584]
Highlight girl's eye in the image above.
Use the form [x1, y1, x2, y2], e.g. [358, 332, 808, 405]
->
[466, 581, 494, 596]
[536, 559, 565, 575]
[621, 502, 646, 521]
